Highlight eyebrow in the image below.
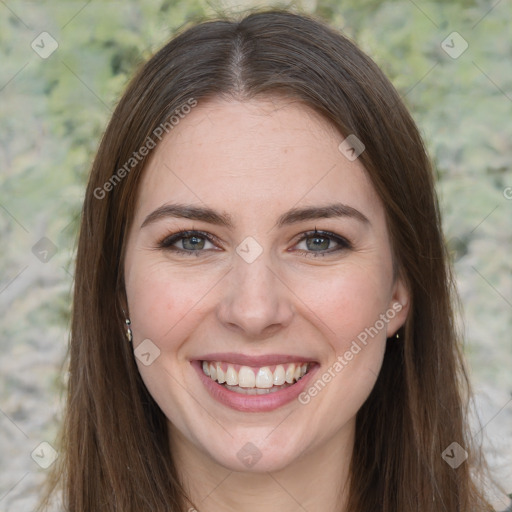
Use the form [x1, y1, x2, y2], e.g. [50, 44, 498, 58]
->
[140, 202, 370, 229]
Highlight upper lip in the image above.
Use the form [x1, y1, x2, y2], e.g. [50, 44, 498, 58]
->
[196, 352, 316, 367]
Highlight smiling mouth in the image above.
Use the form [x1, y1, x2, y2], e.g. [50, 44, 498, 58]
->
[201, 360, 312, 395]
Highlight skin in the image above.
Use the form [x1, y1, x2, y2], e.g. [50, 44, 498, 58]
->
[123, 96, 410, 512]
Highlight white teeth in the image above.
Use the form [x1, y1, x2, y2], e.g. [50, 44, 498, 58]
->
[216, 363, 226, 384]
[285, 364, 296, 384]
[202, 361, 310, 389]
[255, 367, 273, 389]
[238, 366, 255, 388]
[273, 364, 286, 385]
[225, 365, 238, 386]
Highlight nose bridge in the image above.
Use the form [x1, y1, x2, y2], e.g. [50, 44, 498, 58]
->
[216, 247, 293, 337]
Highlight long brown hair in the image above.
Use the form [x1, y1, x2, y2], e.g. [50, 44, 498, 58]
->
[38, 8, 492, 511]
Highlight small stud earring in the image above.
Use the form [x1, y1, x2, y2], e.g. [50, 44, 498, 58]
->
[125, 318, 133, 343]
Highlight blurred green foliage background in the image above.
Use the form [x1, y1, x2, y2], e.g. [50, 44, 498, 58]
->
[0, 0, 511, 509]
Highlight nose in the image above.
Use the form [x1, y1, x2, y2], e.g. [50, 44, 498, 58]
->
[216, 252, 294, 340]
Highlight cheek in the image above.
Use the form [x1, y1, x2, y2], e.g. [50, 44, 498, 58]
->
[295, 267, 391, 432]
[289, 262, 393, 344]
[126, 260, 217, 343]
[289, 262, 393, 411]
[125, 261, 209, 433]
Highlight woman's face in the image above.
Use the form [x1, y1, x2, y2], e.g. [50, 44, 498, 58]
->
[123, 96, 409, 472]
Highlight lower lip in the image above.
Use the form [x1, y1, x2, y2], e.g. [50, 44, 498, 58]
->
[191, 360, 319, 412]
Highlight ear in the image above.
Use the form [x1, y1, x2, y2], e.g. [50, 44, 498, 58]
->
[385, 276, 410, 338]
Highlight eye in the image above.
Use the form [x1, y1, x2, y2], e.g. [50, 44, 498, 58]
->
[157, 230, 219, 255]
[157, 228, 352, 258]
[293, 229, 351, 257]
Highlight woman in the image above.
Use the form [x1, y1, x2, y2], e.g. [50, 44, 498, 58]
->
[38, 8, 498, 512]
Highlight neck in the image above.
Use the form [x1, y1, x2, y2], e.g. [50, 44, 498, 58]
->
[169, 422, 354, 512]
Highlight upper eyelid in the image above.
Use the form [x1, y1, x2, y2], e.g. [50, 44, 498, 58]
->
[159, 229, 221, 247]
[293, 230, 349, 245]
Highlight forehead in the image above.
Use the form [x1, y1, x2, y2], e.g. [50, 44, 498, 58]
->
[134, 96, 382, 224]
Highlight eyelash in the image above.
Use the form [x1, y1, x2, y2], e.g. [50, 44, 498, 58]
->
[156, 229, 352, 258]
